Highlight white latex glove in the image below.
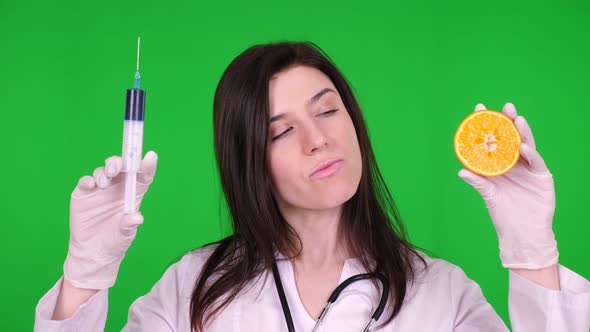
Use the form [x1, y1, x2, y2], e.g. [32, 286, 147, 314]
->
[63, 151, 158, 289]
[458, 103, 558, 269]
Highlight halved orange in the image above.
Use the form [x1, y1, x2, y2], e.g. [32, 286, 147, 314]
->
[454, 110, 521, 177]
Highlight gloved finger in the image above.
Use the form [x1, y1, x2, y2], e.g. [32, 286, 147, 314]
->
[458, 168, 495, 199]
[519, 143, 548, 173]
[474, 103, 486, 112]
[92, 167, 111, 189]
[76, 175, 96, 191]
[514, 116, 536, 150]
[104, 156, 123, 178]
[120, 212, 144, 238]
[138, 151, 158, 184]
[502, 102, 518, 120]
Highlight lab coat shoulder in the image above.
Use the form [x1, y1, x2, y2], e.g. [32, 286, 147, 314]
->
[407, 252, 590, 332]
[122, 244, 219, 332]
[395, 251, 510, 331]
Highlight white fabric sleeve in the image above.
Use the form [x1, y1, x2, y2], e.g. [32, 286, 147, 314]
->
[34, 252, 196, 332]
[449, 266, 511, 331]
[508, 264, 590, 332]
[34, 277, 109, 332]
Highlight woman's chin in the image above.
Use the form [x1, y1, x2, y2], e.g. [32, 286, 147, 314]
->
[306, 184, 358, 210]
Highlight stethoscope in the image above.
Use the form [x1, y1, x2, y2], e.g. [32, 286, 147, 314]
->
[272, 261, 389, 332]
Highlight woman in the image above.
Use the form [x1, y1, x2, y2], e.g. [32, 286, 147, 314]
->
[35, 42, 590, 331]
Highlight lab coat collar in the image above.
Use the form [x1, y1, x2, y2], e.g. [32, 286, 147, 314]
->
[252, 251, 379, 304]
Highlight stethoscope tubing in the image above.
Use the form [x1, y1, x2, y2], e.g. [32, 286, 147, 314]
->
[272, 261, 389, 332]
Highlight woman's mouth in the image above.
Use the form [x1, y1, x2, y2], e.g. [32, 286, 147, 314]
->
[310, 159, 343, 180]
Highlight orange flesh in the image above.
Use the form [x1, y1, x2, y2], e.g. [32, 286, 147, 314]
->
[454, 110, 522, 177]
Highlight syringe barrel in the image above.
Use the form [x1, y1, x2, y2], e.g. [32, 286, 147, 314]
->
[122, 120, 144, 172]
[122, 88, 145, 173]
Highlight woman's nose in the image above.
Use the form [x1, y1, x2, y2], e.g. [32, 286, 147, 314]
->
[303, 124, 328, 154]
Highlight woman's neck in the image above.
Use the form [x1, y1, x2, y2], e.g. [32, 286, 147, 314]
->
[281, 204, 350, 270]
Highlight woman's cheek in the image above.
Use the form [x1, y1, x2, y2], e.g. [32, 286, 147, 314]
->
[268, 154, 291, 186]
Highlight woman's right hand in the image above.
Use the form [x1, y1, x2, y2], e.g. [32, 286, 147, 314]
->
[63, 151, 158, 290]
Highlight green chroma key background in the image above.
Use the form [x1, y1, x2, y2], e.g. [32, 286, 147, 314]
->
[0, 0, 588, 330]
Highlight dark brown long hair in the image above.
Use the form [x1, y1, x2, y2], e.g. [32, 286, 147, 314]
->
[190, 41, 426, 331]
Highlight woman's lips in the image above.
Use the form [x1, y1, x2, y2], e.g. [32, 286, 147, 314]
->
[310, 160, 343, 180]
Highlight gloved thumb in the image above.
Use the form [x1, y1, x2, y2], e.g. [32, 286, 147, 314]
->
[138, 151, 158, 184]
[458, 168, 495, 199]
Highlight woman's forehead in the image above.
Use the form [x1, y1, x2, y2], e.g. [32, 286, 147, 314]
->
[269, 66, 337, 114]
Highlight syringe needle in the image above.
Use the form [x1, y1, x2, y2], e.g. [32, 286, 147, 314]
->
[136, 36, 141, 71]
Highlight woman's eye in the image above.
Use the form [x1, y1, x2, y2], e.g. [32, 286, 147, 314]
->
[321, 108, 339, 116]
[271, 127, 293, 141]
[271, 109, 338, 142]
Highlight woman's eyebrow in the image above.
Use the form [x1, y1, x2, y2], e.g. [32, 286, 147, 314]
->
[270, 87, 336, 123]
[307, 87, 336, 106]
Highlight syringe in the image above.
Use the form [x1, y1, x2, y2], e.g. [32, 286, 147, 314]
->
[122, 37, 146, 214]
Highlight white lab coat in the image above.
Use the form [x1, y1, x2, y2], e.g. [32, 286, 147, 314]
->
[34, 247, 590, 331]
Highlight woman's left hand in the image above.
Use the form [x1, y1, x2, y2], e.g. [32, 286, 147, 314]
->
[457, 102, 558, 269]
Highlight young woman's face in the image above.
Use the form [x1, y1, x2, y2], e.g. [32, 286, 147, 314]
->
[266, 65, 362, 212]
